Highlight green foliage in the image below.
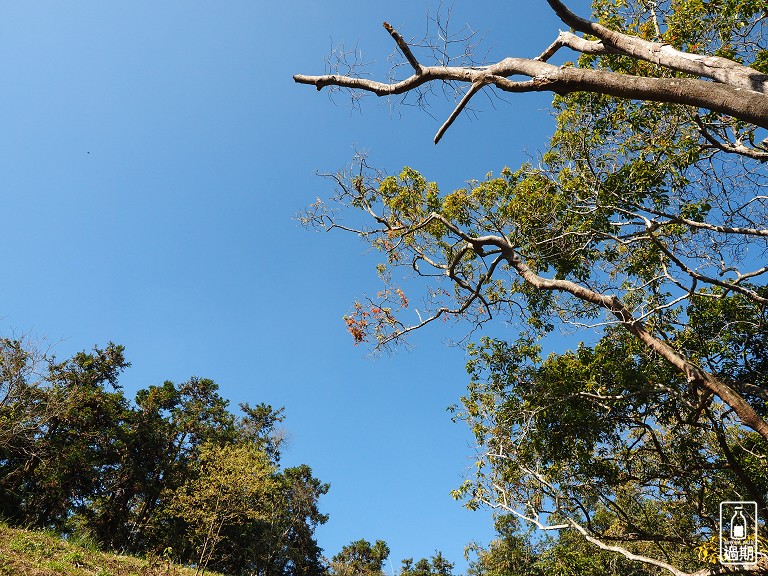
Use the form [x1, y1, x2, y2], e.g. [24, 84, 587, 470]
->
[467, 520, 654, 576]
[400, 552, 454, 576]
[198, 463, 329, 576]
[0, 520, 227, 576]
[168, 442, 276, 575]
[0, 338, 329, 576]
[330, 539, 391, 576]
[455, 291, 768, 573]
[0, 342, 132, 531]
[305, 0, 768, 572]
[308, 0, 768, 351]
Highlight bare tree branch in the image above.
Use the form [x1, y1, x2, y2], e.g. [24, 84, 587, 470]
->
[295, 9, 768, 142]
[545, 0, 768, 92]
[694, 116, 768, 161]
[434, 81, 485, 144]
[383, 21, 423, 74]
[536, 30, 625, 61]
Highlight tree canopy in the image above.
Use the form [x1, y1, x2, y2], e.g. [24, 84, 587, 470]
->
[0, 337, 330, 576]
[295, 0, 768, 574]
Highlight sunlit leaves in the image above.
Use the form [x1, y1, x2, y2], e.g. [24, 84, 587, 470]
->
[168, 442, 277, 573]
[0, 339, 330, 576]
[304, 0, 768, 571]
[455, 298, 767, 571]
[330, 539, 390, 576]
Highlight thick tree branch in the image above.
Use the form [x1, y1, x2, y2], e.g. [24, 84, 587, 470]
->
[470, 232, 768, 442]
[536, 30, 625, 61]
[488, 65, 768, 129]
[295, 60, 768, 130]
[295, 22, 768, 144]
[296, 7, 768, 143]
[545, 0, 768, 93]
[694, 116, 768, 160]
[378, 211, 768, 442]
[567, 518, 693, 576]
[487, 482, 766, 576]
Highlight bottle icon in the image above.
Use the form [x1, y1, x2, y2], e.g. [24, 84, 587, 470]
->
[731, 506, 747, 540]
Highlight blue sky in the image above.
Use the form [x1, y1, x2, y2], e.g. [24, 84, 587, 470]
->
[0, 0, 590, 571]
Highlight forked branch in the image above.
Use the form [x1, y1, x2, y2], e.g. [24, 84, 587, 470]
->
[294, 3, 768, 142]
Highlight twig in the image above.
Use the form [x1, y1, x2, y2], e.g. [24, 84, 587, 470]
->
[434, 81, 485, 143]
[383, 22, 423, 73]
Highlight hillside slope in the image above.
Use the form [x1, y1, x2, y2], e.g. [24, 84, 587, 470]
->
[0, 522, 224, 576]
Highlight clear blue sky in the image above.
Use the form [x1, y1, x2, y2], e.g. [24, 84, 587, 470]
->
[0, 0, 589, 571]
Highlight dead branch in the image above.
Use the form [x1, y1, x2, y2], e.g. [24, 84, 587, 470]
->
[295, 2, 768, 143]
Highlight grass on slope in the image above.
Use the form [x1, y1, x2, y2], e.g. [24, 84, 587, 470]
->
[0, 521, 224, 576]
